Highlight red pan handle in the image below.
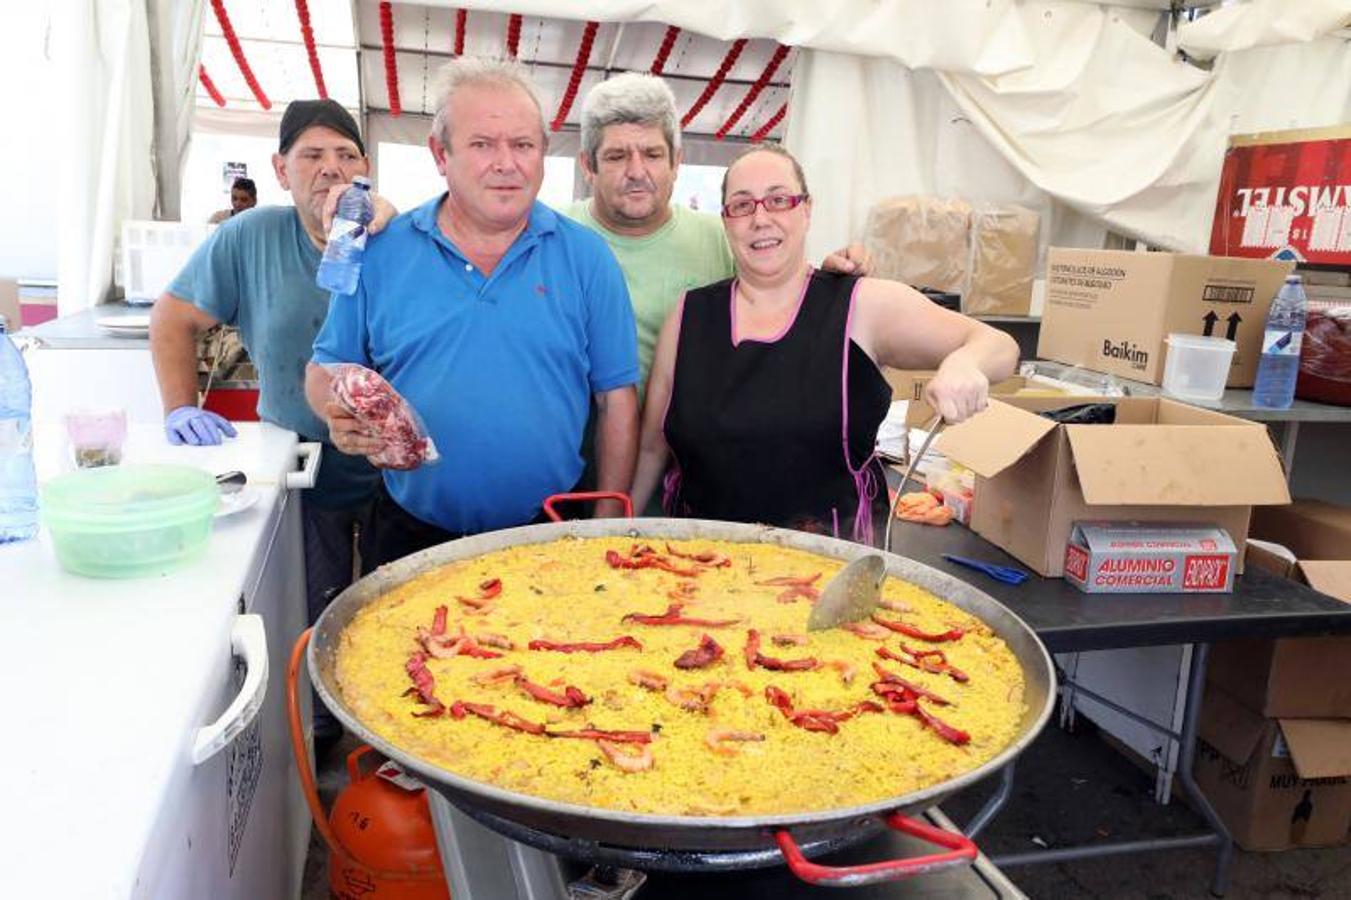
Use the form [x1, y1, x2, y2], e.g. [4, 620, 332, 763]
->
[542, 491, 634, 522]
[776, 812, 977, 887]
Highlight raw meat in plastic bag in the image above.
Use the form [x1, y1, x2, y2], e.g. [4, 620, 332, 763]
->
[328, 364, 439, 469]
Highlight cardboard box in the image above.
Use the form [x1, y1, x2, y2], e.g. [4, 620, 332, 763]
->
[1064, 522, 1237, 593]
[1037, 248, 1293, 388]
[1194, 684, 1351, 851]
[1208, 500, 1351, 719]
[935, 396, 1290, 576]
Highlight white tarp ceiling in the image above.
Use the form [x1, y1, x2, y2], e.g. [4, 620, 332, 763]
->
[58, 0, 1351, 312]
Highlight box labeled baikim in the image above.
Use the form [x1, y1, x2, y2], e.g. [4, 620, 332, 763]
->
[1064, 522, 1237, 593]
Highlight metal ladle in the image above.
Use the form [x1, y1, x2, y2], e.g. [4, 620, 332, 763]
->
[807, 418, 946, 631]
[215, 470, 247, 495]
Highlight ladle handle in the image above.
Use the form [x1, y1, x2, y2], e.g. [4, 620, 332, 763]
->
[542, 491, 634, 522]
[884, 417, 945, 553]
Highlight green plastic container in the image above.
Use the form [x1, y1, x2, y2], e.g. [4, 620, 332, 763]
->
[41, 464, 220, 578]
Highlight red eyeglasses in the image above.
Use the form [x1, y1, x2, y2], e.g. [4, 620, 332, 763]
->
[721, 193, 809, 219]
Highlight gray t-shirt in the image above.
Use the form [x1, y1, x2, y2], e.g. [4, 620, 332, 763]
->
[168, 206, 378, 507]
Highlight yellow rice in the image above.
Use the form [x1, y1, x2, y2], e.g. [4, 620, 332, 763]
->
[335, 537, 1026, 816]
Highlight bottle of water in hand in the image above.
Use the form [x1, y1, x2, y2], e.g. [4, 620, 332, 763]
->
[1252, 274, 1308, 410]
[316, 176, 374, 295]
[0, 315, 38, 544]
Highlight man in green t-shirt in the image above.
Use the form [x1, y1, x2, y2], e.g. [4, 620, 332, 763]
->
[563, 73, 867, 389]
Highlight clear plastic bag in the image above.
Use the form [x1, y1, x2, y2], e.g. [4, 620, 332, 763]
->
[326, 363, 439, 469]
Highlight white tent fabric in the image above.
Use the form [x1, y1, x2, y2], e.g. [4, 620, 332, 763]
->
[56, 0, 203, 313]
[787, 7, 1351, 258]
[1176, 0, 1351, 60]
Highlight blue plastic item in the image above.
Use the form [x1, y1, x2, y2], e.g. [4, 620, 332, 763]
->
[941, 554, 1030, 585]
[0, 315, 38, 544]
[316, 176, 374, 295]
[1252, 274, 1308, 410]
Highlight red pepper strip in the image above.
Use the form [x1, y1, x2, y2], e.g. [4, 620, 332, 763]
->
[774, 585, 820, 603]
[449, 701, 548, 735]
[664, 543, 732, 568]
[622, 603, 741, 628]
[913, 701, 971, 746]
[674, 633, 726, 670]
[764, 685, 880, 734]
[871, 614, 966, 643]
[425, 635, 504, 660]
[755, 653, 820, 672]
[871, 662, 953, 706]
[404, 651, 444, 714]
[745, 629, 762, 671]
[609, 545, 705, 577]
[790, 712, 839, 734]
[528, 636, 643, 653]
[883, 644, 970, 684]
[430, 604, 448, 637]
[547, 728, 654, 745]
[516, 676, 592, 709]
[871, 684, 917, 715]
[478, 578, 503, 598]
[755, 573, 821, 588]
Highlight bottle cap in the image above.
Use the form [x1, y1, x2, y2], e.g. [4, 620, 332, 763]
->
[353, 175, 372, 189]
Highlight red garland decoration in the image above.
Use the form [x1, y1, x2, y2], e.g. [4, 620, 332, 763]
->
[379, 1, 401, 116]
[198, 64, 226, 107]
[715, 44, 790, 140]
[650, 25, 680, 75]
[293, 0, 327, 99]
[680, 38, 747, 128]
[550, 21, 599, 132]
[750, 102, 787, 143]
[209, 0, 271, 109]
[506, 14, 523, 58]
[454, 9, 467, 55]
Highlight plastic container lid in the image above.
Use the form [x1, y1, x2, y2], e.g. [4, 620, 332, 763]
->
[1165, 334, 1235, 352]
[42, 464, 219, 532]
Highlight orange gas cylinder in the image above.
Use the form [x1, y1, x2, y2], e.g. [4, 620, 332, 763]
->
[328, 746, 449, 900]
[287, 629, 450, 900]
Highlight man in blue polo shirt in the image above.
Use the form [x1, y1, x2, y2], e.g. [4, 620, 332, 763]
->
[307, 57, 639, 564]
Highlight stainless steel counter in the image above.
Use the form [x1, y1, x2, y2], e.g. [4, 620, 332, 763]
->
[19, 301, 151, 349]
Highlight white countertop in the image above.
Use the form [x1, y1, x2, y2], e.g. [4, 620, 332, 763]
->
[0, 422, 301, 897]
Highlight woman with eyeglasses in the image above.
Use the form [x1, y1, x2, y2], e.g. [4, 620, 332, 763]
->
[630, 144, 1019, 546]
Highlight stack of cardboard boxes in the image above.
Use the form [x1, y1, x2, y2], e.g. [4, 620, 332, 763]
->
[1196, 501, 1351, 851]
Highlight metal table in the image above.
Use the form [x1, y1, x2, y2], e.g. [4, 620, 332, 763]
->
[18, 301, 150, 349]
[889, 520, 1351, 896]
[429, 793, 1025, 899]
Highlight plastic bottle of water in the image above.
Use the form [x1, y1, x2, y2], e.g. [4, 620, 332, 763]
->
[0, 315, 38, 544]
[1252, 274, 1308, 410]
[316, 176, 374, 295]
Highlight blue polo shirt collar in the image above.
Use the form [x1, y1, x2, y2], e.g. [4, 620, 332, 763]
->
[410, 194, 559, 244]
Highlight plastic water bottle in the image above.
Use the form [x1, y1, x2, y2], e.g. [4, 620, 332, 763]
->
[1252, 274, 1308, 410]
[0, 315, 38, 544]
[316, 176, 374, 295]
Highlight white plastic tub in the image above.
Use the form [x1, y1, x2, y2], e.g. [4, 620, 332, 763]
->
[1162, 334, 1236, 403]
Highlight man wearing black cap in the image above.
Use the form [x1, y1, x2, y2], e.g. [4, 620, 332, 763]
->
[150, 98, 396, 752]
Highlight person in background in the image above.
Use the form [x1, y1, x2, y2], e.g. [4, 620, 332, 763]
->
[150, 99, 397, 754]
[631, 144, 1019, 546]
[208, 177, 258, 224]
[305, 57, 639, 566]
[564, 72, 872, 391]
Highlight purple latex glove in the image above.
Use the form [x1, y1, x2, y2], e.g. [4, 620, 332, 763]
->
[165, 405, 238, 446]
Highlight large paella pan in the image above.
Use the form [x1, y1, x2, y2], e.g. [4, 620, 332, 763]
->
[308, 503, 1054, 885]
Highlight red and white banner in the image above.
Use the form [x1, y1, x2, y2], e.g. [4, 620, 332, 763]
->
[1210, 125, 1351, 266]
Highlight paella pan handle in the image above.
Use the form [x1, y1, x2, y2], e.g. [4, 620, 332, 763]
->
[775, 812, 977, 887]
[542, 491, 634, 521]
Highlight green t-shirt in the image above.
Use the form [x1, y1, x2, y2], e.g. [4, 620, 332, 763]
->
[563, 201, 734, 387]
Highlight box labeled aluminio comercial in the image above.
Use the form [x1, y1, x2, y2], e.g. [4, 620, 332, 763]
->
[1064, 522, 1237, 593]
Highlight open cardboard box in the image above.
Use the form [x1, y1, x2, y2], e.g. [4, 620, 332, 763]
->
[935, 396, 1291, 576]
[1208, 500, 1351, 719]
[1195, 684, 1351, 851]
